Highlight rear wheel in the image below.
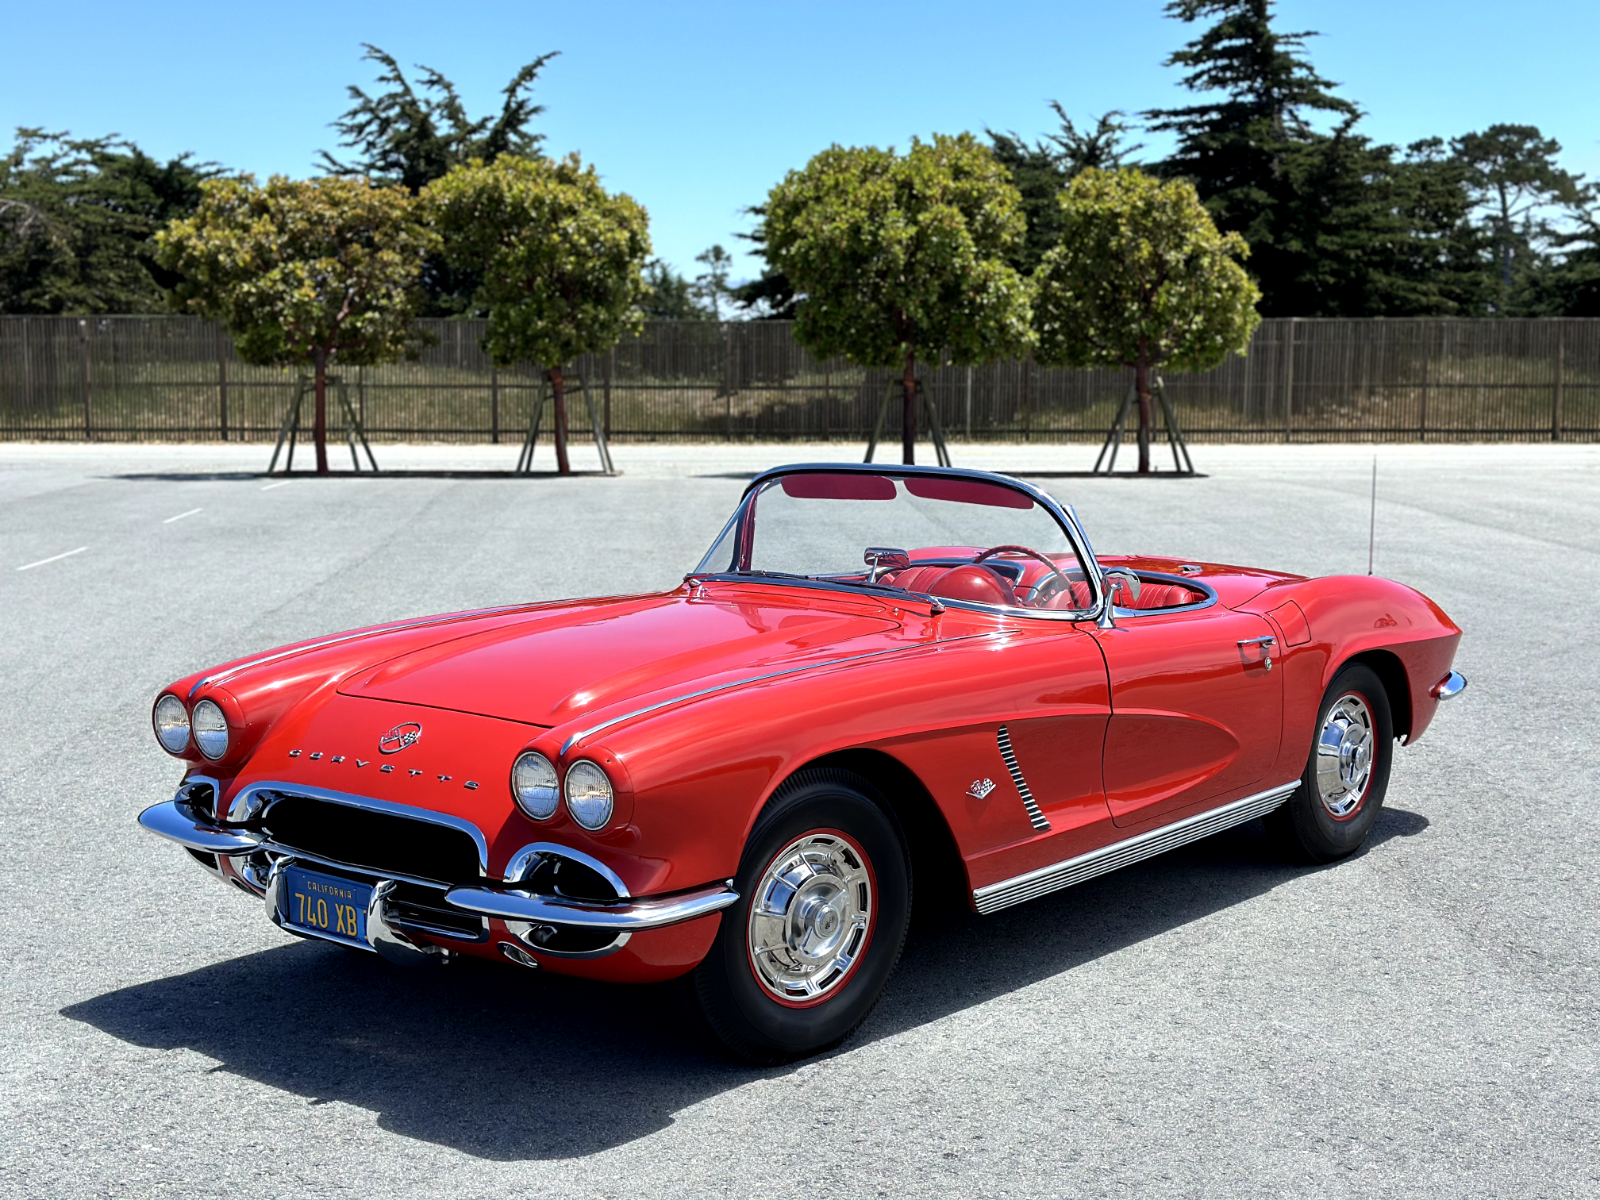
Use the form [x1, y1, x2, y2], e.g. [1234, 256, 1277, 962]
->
[685, 769, 911, 1063]
[1266, 662, 1394, 863]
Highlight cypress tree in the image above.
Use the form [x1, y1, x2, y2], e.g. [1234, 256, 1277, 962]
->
[1145, 0, 1356, 314]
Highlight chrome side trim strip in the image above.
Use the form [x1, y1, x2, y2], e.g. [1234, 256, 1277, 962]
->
[445, 880, 740, 932]
[972, 780, 1301, 915]
[997, 724, 1050, 832]
[559, 632, 1001, 755]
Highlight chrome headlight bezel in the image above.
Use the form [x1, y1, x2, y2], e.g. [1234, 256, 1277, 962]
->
[152, 693, 191, 755]
[191, 698, 230, 760]
[564, 759, 614, 830]
[511, 750, 560, 820]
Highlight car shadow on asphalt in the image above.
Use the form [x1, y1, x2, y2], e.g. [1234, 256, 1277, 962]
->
[62, 807, 1428, 1162]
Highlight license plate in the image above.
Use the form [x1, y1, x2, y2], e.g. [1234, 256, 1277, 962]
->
[281, 865, 371, 948]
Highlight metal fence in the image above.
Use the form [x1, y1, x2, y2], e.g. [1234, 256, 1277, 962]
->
[2, 315, 1595, 443]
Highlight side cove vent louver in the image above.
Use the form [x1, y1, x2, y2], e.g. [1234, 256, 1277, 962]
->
[996, 724, 1051, 832]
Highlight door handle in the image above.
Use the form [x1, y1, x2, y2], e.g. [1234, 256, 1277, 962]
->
[1237, 634, 1277, 670]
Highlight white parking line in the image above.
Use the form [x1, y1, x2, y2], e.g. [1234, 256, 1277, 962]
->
[260, 481, 289, 491]
[18, 547, 88, 572]
[163, 508, 203, 524]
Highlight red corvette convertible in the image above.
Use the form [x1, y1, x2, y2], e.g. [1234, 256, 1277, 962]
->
[141, 463, 1465, 1061]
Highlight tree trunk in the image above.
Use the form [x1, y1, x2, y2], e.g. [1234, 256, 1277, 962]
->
[1134, 357, 1152, 475]
[313, 346, 330, 475]
[550, 364, 571, 475]
[901, 348, 917, 466]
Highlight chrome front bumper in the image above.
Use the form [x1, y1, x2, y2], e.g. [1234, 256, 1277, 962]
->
[138, 798, 739, 962]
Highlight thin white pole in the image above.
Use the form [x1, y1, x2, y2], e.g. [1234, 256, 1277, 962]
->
[1367, 456, 1377, 575]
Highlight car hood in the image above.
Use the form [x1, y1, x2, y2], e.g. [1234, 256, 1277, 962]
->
[337, 588, 918, 726]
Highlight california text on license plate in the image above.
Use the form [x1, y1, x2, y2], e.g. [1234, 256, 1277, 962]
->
[282, 865, 371, 947]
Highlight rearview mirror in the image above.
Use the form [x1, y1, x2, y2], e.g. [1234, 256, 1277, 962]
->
[1103, 569, 1142, 603]
[863, 547, 911, 582]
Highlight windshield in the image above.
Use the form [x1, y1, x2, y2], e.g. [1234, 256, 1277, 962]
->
[694, 469, 1094, 614]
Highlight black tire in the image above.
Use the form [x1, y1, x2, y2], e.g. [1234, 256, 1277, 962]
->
[684, 768, 911, 1064]
[1266, 662, 1394, 863]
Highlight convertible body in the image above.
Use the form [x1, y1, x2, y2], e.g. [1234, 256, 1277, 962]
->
[141, 464, 1464, 1058]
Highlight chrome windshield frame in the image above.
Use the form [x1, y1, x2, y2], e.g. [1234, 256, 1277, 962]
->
[686, 463, 1108, 623]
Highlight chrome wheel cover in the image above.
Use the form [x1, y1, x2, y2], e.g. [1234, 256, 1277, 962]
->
[747, 831, 873, 1004]
[1316, 693, 1375, 819]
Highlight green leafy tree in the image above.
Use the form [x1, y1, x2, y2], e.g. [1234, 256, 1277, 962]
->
[1033, 169, 1260, 473]
[762, 133, 1033, 463]
[1145, 0, 1358, 313]
[692, 244, 734, 319]
[989, 107, 1144, 273]
[425, 153, 651, 474]
[321, 44, 560, 315]
[640, 258, 710, 319]
[321, 44, 559, 192]
[156, 175, 437, 473]
[1451, 124, 1585, 310]
[730, 206, 799, 318]
[1265, 127, 1491, 316]
[1523, 187, 1600, 316]
[1, 129, 213, 313]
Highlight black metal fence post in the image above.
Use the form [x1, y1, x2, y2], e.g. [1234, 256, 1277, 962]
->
[78, 319, 91, 439]
[1553, 319, 1565, 442]
[2, 314, 1599, 444]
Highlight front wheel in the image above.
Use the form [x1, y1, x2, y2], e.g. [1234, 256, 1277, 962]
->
[1266, 662, 1394, 863]
[684, 769, 911, 1064]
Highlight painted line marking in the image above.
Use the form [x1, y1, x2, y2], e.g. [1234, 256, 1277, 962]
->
[260, 481, 290, 491]
[163, 508, 203, 524]
[18, 547, 88, 572]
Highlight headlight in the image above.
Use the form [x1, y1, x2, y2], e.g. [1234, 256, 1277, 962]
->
[153, 694, 190, 754]
[512, 751, 560, 820]
[192, 699, 229, 760]
[564, 760, 614, 830]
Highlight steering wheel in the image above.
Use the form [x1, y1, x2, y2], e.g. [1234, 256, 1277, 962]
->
[972, 545, 1079, 609]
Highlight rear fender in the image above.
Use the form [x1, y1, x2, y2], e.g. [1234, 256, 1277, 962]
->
[1240, 576, 1461, 750]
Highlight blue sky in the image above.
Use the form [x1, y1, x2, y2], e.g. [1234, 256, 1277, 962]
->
[4, 1, 1596, 283]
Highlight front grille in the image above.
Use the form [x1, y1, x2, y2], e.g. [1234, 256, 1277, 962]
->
[259, 796, 481, 885]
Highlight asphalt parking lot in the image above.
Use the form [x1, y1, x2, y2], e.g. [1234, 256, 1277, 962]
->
[2, 439, 1596, 1199]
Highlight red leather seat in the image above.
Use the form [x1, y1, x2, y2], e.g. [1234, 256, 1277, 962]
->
[1040, 581, 1095, 610]
[880, 563, 1018, 605]
[883, 565, 952, 594]
[925, 565, 1016, 606]
[884, 565, 1204, 610]
[1040, 579, 1200, 610]
[1124, 583, 1203, 609]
